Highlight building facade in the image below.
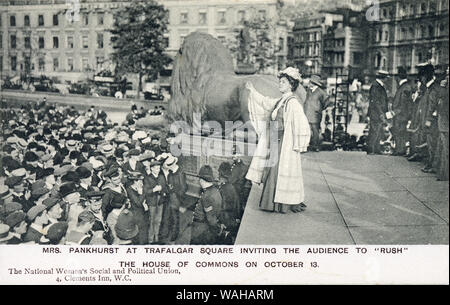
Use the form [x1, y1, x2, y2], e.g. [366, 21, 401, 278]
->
[367, 0, 449, 75]
[0, 0, 285, 86]
[290, 12, 344, 77]
[322, 8, 367, 79]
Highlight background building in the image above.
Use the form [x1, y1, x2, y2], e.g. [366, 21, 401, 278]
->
[0, 0, 286, 88]
[322, 8, 367, 79]
[367, 0, 449, 75]
[290, 12, 343, 77]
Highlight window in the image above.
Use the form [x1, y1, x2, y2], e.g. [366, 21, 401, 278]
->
[199, 12, 206, 25]
[82, 58, 89, 71]
[421, 2, 427, 14]
[53, 14, 58, 26]
[53, 58, 59, 71]
[11, 56, 17, 71]
[1, 56, 3, 72]
[38, 15, 44, 26]
[409, 27, 415, 39]
[163, 37, 169, 48]
[97, 33, 103, 48]
[401, 28, 406, 40]
[25, 36, 31, 48]
[10, 15, 16, 26]
[258, 10, 266, 20]
[82, 36, 88, 48]
[383, 8, 387, 18]
[24, 57, 31, 72]
[180, 12, 188, 24]
[428, 25, 434, 37]
[68, 58, 74, 71]
[384, 30, 389, 41]
[53, 37, 59, 48]
[238, 10, 245, 23]
[39, 37, 45, 49]
[10, 35, 16, 49]
[67, 36, 74, 48]
[84, 14, 89, 26]
[24, 15, 30, 26]
[98, 13, 104, 25]
[0, 35, 2, 49]
[38, 57, 45, 72]
[96, 56, 104, 70]
[420, 25, 426, 37]
[218, 11, 226, 24]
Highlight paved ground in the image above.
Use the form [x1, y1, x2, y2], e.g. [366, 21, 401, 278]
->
[236, 151, 449, 245]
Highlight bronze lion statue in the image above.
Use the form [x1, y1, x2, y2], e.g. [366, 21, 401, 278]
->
[167, 32, 306, 133]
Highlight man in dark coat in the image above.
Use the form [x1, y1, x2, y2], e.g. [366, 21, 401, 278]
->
[143, 160, 167, 244]
[190, 165, 223, 245]
[433, 66, 449, 180]
[421, 64, 440, 173]
[125, 171, 149, 245]
[391, 67, 414, 156]
[304, 75, 331, 151]
[162, 156, 187, 243]
[217, 162, 240, 244]
[367, 70, 390, 154]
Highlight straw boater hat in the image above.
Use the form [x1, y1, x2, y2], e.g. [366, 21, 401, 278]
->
[0, 224, 13, 243]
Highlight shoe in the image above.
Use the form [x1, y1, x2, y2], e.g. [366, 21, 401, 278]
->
[290, 205, 304, 213]
[421, 167, 436, 173]
[300, 202, 307, 208]
[407, 153, 422, 162]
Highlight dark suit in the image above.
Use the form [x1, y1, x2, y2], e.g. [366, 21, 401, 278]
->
[191, 185, 223, 245]
[423, 80, 441, 169]
[437, 78, 449, 180]
[126, 186, 149, 245]
[392, 80, 414, 155]
[304, 87, 330, 150]
[23, 226, 43, 244]
[367, 80, 389, 154]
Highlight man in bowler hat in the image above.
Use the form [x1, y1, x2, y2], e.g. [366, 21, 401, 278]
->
[304, 75, 331, 152]
[367, 70, 390, 154]
[391, 67, 414, 155]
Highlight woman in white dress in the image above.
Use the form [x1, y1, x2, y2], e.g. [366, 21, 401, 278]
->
[245, 67, 310, 213]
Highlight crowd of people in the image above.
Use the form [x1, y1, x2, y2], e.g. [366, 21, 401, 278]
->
[367, 64, 449, 181]
[0, 100, 249, 245]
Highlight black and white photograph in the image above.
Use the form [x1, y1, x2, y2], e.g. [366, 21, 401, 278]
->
[0, 0, 448, 286]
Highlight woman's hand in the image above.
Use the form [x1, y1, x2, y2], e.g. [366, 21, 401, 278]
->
[245, 81, 255, 92]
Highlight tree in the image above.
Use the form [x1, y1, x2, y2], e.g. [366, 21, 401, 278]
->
[110, 0, 171, 99]
[227, 16, 278, 74]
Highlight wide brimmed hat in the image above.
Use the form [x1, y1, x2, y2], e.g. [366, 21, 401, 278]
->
[198, 165, 215, 182]
[278, 67, 302, 82]
[115, 209, 139, 240]
[163, 155, 178, 167]
[376, 70, 390, 78]
[310, 75, 323, 87]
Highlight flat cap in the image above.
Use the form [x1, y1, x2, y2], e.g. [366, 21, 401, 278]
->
[46, 222, 69, 244]
[27, 205, 47, 222]
[5, 210, 26, 228]
[43, 197, 59, 209]
[75, 166, 91, 179]
[4, 176, 23, 188]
